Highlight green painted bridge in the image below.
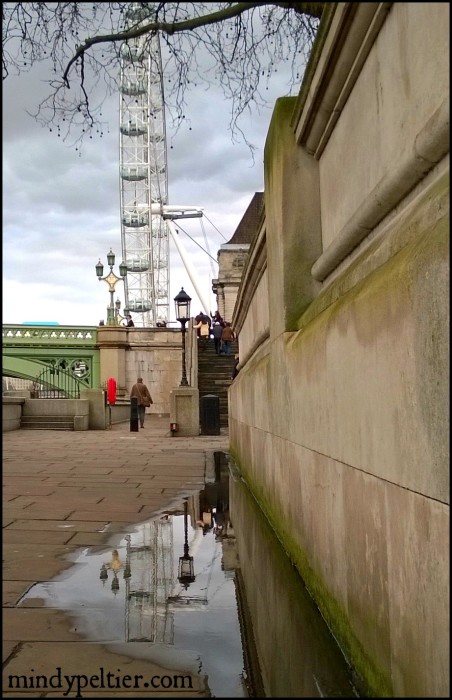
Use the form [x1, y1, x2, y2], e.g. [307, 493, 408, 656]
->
[2, 325, 100, 390]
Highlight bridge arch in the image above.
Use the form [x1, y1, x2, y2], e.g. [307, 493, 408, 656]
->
[3, 350, 100, 389]
[3, 355, 51, 384]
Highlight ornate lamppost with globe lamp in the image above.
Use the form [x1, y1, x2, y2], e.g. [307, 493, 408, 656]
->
[95, 249, 128, 326]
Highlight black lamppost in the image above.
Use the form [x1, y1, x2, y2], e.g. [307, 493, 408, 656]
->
[95, 249, 128, 326]
[178, 500, 195, 589]
[174, 287, 192, 387]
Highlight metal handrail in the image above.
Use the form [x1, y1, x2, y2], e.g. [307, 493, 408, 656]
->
[31, 366, 82, 399]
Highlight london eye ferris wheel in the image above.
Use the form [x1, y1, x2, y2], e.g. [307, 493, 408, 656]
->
[118, 4, 215, 327]
[119, 4, 169, 327]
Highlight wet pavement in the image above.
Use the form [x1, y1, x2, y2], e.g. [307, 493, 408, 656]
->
[3, 418, 363, 697]
[3, 418, 229, 697]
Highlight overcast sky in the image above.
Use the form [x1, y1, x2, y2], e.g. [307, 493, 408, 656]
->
[3, 21, 299, 327]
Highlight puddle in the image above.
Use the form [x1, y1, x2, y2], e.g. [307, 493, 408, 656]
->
[21, 457, 246, 697]
[21, 452, 365, 697]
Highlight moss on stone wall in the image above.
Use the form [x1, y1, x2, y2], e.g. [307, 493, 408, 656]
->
[297, 170, 449, 333]
[229, 447, 392, 696]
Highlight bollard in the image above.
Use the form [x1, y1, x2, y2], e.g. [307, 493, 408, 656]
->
[200, 394, 220, 435]
[130, 397, 139, 432]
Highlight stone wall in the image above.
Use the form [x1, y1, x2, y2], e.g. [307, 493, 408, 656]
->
[215, 244, 250, 321]
[97, 325, 195, 416]
[2, 397, 25, 432]
[230, 3, 449, 696]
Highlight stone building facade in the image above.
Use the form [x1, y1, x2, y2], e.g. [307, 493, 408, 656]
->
[212, 192, 263, 322]
[229, 3, 449, 696]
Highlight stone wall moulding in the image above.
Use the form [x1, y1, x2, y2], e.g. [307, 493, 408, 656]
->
[311, 98, 449, 281]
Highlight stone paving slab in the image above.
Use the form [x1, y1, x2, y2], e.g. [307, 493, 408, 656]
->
[3, 530, 75, 545]
[3, 485, 57, 496]
[6, 520, 110, 532]
[3, 582, 36, 607]
[3, 608, 81, 642]
[3, 417, 229, 697]
[3, 544, 78, 582]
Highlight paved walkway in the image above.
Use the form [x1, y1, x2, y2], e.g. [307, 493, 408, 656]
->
[3, 418, 230, 697]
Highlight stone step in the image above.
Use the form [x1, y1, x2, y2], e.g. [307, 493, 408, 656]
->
[197, 340, 238, 429]
[21, 425, 74, 430]
[21, 415, 74, 430]
[199, 380, 231, 385]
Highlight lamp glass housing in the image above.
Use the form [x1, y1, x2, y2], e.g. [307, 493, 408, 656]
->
[107, 249, 115, 267]
[174, 287, 192, 321]
[96, 260, 104, 278]
[119, 261, 127, 277]
[178, 555, 195, 584]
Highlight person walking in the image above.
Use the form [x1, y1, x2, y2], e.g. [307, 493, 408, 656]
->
[194, 315, 210, 349]
[221, 322, 235, 355]
[194, 311, 204, 337]
[124, 314, 134, 327]
[212, 310, 225, 327]
[212, 322, 223, 355]
[130, 377, 153, 428]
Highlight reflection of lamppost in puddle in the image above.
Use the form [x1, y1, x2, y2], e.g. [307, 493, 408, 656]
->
[99, 536, 131, 595]
[178, 500, 196, 589]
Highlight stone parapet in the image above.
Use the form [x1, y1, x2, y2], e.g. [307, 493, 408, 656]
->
[2, 397, 25, 432]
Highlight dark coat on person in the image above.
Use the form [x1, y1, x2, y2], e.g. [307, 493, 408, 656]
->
[221, 325, 235, 342]
[130, 380, 153, 406]
[212, 323, 223, 339]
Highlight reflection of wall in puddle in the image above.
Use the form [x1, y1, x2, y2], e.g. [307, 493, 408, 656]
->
[229, 473, 363, 698]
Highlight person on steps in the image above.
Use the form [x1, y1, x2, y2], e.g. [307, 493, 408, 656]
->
[220, 323, 235, 355]
[212, 322, 223, 354]
[194, 316, 210, 350]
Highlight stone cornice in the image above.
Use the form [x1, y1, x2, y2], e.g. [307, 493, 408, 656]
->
[291, 2, 392, 158]
[232, 218, 267, 334]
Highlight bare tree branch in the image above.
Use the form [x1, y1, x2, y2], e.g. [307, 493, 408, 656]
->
[3, 2, 323, 151]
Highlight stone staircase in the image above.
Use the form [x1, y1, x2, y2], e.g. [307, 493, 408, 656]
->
[197, 337, 238, 428]
[21, 415, 75, 430]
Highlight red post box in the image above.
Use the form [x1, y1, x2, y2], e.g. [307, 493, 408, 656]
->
[107, 377, 117, 405]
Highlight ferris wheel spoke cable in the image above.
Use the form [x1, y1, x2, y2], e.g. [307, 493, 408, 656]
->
[174, 223, 218, 265]
[202, 213, 228, 241]
[200, 217, 216, 278]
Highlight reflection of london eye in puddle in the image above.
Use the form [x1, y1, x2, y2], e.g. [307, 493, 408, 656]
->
[99, 497, 210, 644]
[119, 4, 212, 327]
[99, 518, 175, 643]
[124, 518, 175, 643]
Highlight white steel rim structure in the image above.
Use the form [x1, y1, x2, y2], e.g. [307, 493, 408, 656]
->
[119, 5, 169, 327]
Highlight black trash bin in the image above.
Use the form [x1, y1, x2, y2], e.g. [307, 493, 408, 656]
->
[200, 394, 220, 435]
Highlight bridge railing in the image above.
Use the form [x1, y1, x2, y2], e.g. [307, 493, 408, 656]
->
[2, 325, 97, 347]
[31, 366, 82, 399]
